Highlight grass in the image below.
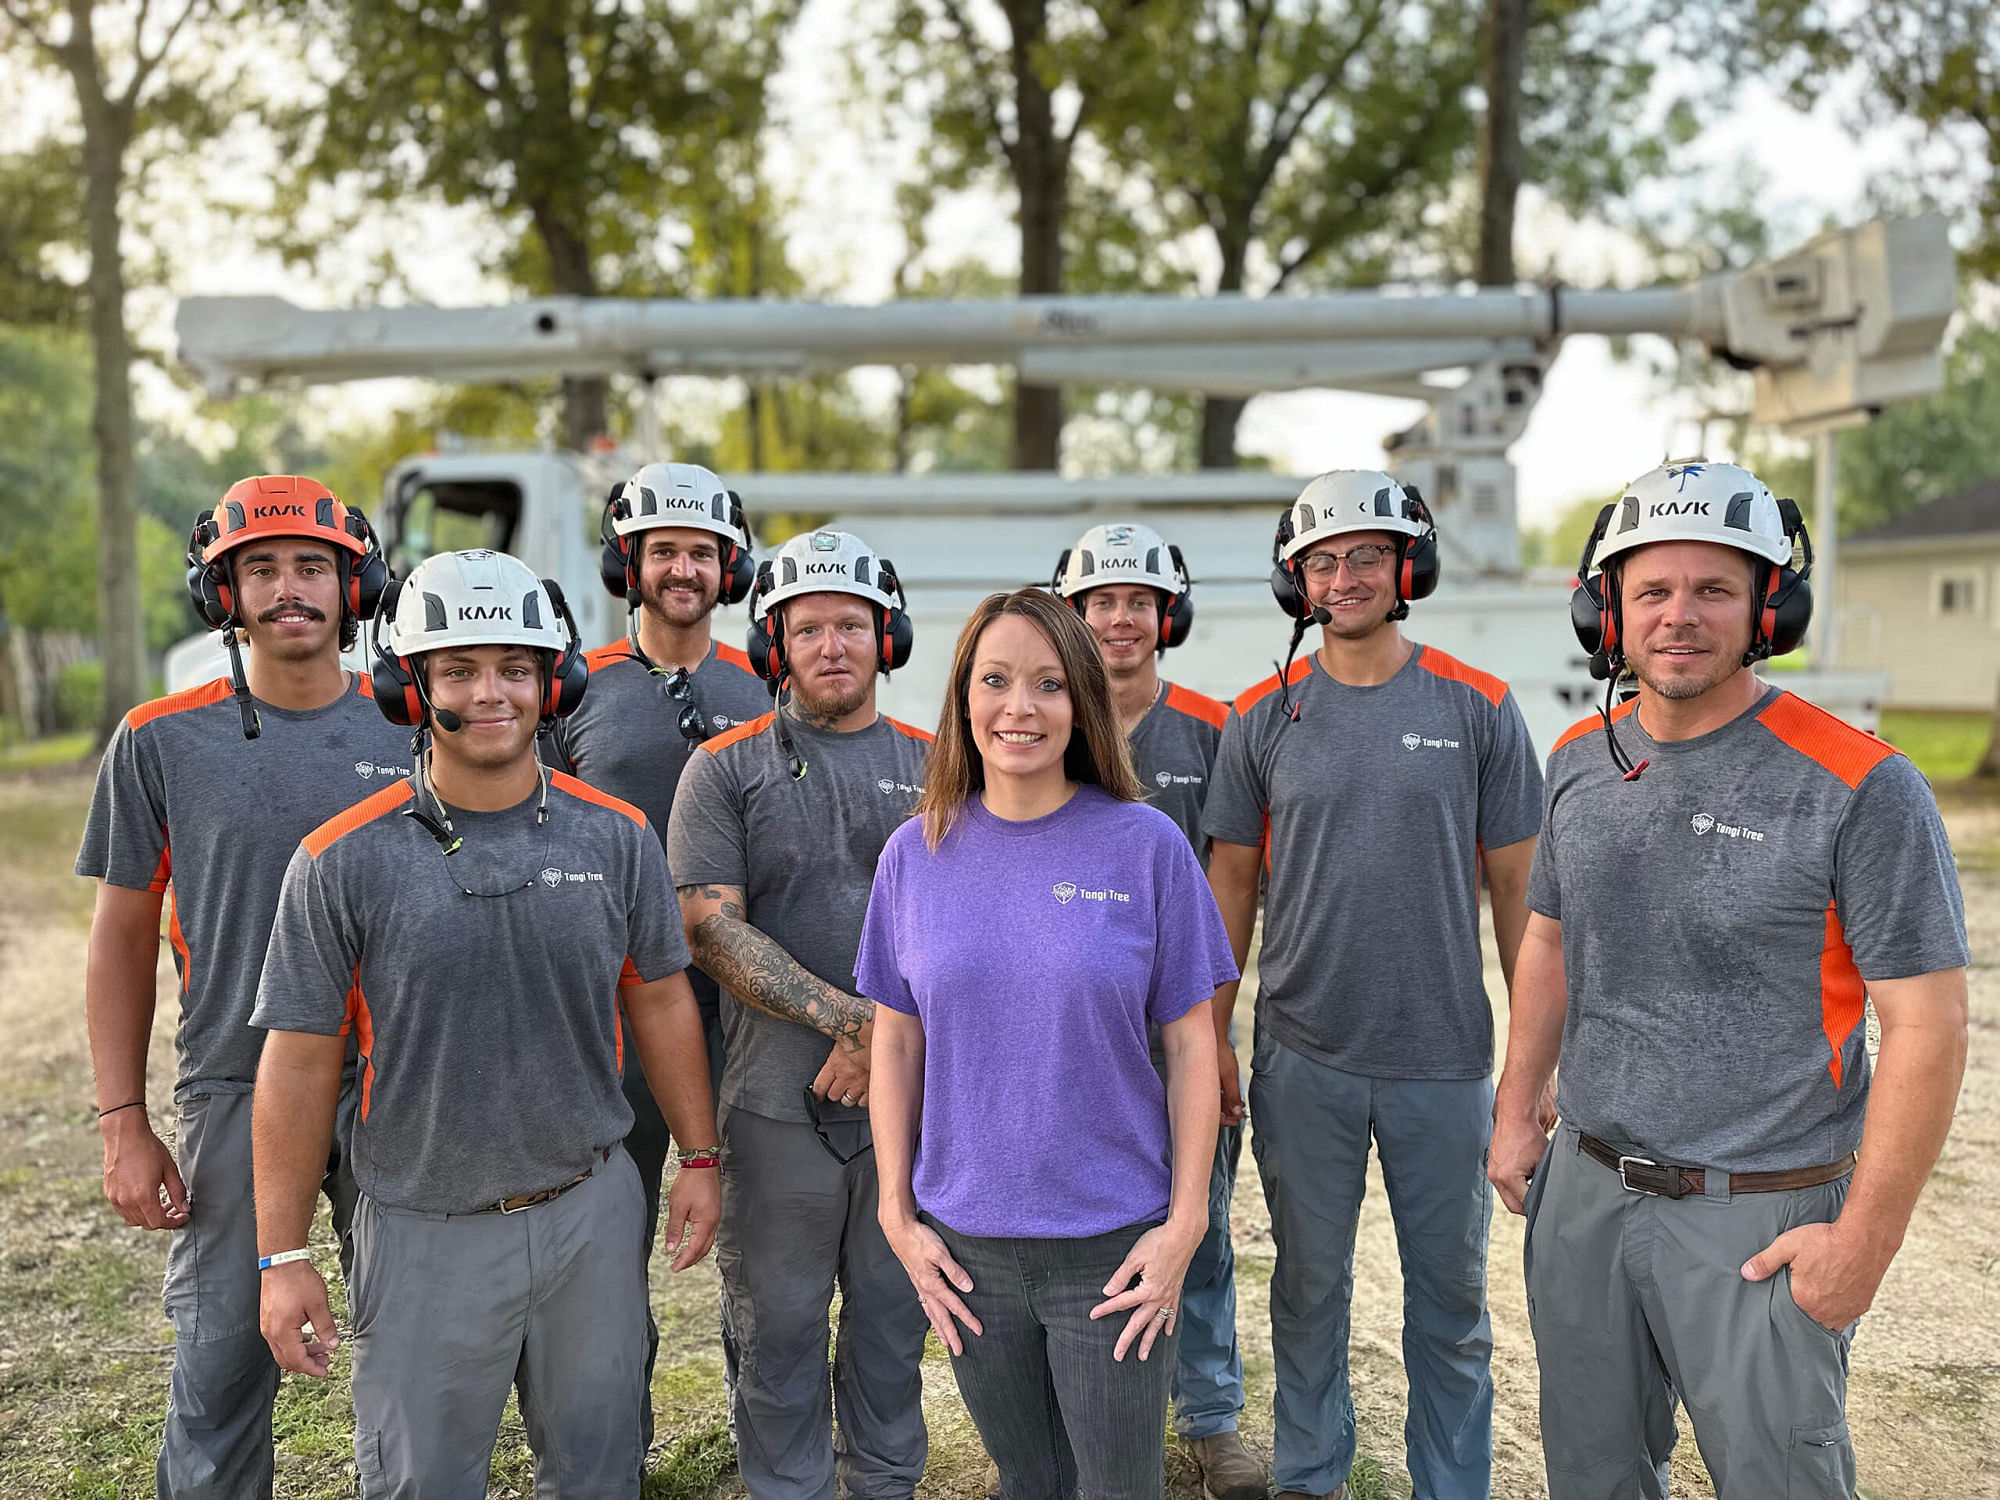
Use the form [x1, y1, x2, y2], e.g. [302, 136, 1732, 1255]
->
[0, 732, 94, 773]
[1878, 710, 1993, 784]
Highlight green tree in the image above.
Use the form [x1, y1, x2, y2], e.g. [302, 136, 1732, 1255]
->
[274, 0, 798, 450]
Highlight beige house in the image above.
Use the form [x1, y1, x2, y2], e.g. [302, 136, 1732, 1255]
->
[1836, 480, 2000, 709]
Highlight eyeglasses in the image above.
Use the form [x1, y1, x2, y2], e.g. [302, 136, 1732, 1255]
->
[655, 666, 708, 747]
[1300, 544, 1394, 579]
[802, 1084, 872, 1166]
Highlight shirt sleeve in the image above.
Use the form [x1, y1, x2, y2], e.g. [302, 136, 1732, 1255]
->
[75, 717, 170, 890]
[664, 747, 750, 890]
[251, 846, 361, 1037]
[1146, 826, 1241, 1027]
[1832, 756, 1968, 981]
[1202, 708, 1267, 849]
[623, 830, 691, 985]
[1476, 690, 1546, 849]
[853, 835, 916, 1016]
[1525, 769, 1562, 920]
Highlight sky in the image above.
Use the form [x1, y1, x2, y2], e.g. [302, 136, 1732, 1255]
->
[3, 0, 1942, 530]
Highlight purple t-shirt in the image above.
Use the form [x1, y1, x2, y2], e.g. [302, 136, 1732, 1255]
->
[853, 784, 1238, 1238]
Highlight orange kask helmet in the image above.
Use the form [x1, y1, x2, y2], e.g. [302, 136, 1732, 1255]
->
[185, 475, 391, 631]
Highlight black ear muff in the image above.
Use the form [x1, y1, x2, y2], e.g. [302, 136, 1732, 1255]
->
[1159, 544, 1195, 649]
[1269, 506, 1310, 620]
[745, 561, 784, 682]
[1568, 504, 1620, 680]
[1051, 548, 1073, 596]
[1390, 486, 1441, 622]
[718, 492, 756, 606]
[599, 488, 636, 602]
[1750, 497, 1815, 663]
[876, 559, 914, 673]
[540, 578, 590, 719]
[367, 601, 424, 727]
[344, 511, 391, 622]
[185, 511, 237, 629]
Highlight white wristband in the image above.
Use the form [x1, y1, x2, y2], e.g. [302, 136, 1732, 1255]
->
[257, 1248, 313, 1271]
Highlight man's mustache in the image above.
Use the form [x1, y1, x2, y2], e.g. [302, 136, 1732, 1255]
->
[257, 603, 326, 622]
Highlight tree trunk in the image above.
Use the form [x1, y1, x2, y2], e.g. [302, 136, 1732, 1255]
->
[533, 205, 609, 450]
[1006, 0, 1064, 470]
[1476, 0, 1531, 285]
[1199, 229, 1253, 467]
[76, 66, 142, 743]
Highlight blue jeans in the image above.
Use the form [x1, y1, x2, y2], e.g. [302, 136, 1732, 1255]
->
[1172, 1121, 1245, 1438]
[1249, 1034, 1494, 1500]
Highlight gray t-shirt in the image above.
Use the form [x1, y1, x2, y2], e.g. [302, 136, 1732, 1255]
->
[1130, 681, 1226, 857]
[75, 675, 414, 1096]
[1204, 643, 1544, 1078]
[1528, 685, 1968, 1173]
[251, 772, 690, 1213]
[667, 708, 931, 1124]
[548, 638, 773, 1025]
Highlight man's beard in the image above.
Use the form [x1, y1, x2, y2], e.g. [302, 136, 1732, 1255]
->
[1317, 593, 1394, 639]
[790, 671, 872, 726]
[1630, 641, 1741, 701]
[639, 577, 718, 627]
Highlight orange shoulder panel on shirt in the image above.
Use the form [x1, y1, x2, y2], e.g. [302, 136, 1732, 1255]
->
[584, 643, 640, 671]
[355, 672, 376, 699]
[714, 642, 757, 675]
[1233, 658, 1312, 716]
[885, 716, 935, 743]
[703, 711, 776, 755]
[1756, 691, 1899, 790]
[125, 678, 232, 731]
[549, 771, 647, 827]
[1417, 646, 1508, 706]
[303, 782, 414, 858]
[1164, 683, 1228, 729]
[1550, 697, 1636, 754]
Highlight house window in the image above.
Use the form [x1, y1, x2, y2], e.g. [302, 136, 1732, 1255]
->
[1937, 573, 1981, 616]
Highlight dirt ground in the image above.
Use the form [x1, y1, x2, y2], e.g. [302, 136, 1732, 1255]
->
[0, 763, 1995, 1498]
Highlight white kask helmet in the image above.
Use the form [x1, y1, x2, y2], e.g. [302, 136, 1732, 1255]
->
[1052, 522, 1185, 598]
[608, 461, 748, 549]
[384, 549, 574, 657]
[752, 529, 901, 619]
[1277, 469, 1428, 560]
[1589, 461, 1795, 570]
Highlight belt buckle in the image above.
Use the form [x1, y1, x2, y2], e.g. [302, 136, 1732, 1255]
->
[497, 1193, 537, 1215]
[1617, 1154, 1688, 1200]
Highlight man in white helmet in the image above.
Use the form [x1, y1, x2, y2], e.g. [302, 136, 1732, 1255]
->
[1490, 461, 1968, 1500]
[1052, 522, 1262, 1500]
[548, 461, 772, 1441]
[251, 549, 722, 1497]
[1203, 471, 1544, 1500]
[668, 530, 931, 1500]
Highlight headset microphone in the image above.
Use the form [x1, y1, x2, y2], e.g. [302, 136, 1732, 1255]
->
[1309, 605, 1331, 626]
[432, 705, 464, 733]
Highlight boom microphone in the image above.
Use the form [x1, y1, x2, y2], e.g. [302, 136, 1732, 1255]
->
[432, 705, 464, 732]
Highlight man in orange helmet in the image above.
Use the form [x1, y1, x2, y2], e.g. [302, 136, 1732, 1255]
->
[76, 476, 413, 1498]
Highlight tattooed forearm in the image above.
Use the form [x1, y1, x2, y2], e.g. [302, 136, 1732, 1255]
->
[676, 883, 872, 1043]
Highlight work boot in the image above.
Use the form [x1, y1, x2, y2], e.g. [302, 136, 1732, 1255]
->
[984, 1460, 1002, 1500]
[1184, 1431, 1270, 1500]
[1272, 1490, 1346, 1500]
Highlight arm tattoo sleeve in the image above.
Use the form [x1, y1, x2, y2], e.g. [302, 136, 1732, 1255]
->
[677, 882, 872, 1043]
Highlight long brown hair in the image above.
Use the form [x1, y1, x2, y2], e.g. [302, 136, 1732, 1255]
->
[917, 587, 1143, 849]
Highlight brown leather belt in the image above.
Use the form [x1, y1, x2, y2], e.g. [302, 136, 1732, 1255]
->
[480, 1147, 613, 1215]
[1578, 1132, 1855, 1200]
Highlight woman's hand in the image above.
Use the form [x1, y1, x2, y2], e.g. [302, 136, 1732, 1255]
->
[884, 1217, 983, 1356]
[1089, 1219, 1203, 1362]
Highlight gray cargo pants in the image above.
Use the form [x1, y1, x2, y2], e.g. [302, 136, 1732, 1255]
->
[347, 1146, 648, 1499]
[1525, 1125, 1858, 1500]
[158, 1079, 357, 1500]
[717, 1103, 929, 1500]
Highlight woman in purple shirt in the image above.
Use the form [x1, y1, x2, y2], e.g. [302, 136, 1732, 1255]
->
[855, 588, 1235, 1500]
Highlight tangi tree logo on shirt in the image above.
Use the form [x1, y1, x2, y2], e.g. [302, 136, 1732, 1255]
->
[1052, 882, 1078, 904]
[1690, 812, 1715, 836]
[1155, 770, 1172, 788]
[540, 866, 565, 888]
[878, 778, 895, 793]
[354, 760, 374, 778]
[1401, 733, 1422, 751]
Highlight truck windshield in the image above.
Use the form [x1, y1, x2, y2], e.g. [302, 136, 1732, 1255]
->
[386, 478, 523, 574]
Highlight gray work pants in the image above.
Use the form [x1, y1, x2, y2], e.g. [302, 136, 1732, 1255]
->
[716, 1103, 929, 1500]
[928, 1214, 1177, 1500]
[1525, 1126, 1858, 1500]
[157, 1079, 357, 1500]
[347, 1147, 648, 1500]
